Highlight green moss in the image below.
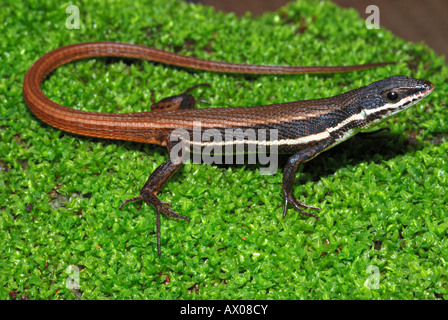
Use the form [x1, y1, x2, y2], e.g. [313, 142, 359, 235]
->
[1, 0, 447, 300]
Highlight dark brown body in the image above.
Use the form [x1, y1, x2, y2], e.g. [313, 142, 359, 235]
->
[23, 42, 433, 256]
[23, 42, 389, 147]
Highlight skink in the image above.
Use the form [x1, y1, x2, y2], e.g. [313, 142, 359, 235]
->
[23, 42, 434, 255]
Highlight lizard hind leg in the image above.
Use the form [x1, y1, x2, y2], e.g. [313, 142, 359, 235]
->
[119, 158, 189, 256]
[149, 83, 211, 112]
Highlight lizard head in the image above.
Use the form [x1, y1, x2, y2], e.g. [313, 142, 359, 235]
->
[357, 75, 434, 130]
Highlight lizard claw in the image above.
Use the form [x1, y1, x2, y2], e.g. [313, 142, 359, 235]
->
[119, 190, 190, 256]
[282, 192, 321, 220]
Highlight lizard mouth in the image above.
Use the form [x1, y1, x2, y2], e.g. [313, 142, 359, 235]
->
[399, 82, 435, 108]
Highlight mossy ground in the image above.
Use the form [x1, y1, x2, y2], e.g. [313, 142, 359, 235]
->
[1, 0, 447, 299]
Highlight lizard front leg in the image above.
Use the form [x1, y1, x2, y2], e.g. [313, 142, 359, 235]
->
[282, 138, 335, 219]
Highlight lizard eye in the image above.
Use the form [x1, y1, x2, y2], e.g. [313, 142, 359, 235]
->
[386, 91, 399, 102]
